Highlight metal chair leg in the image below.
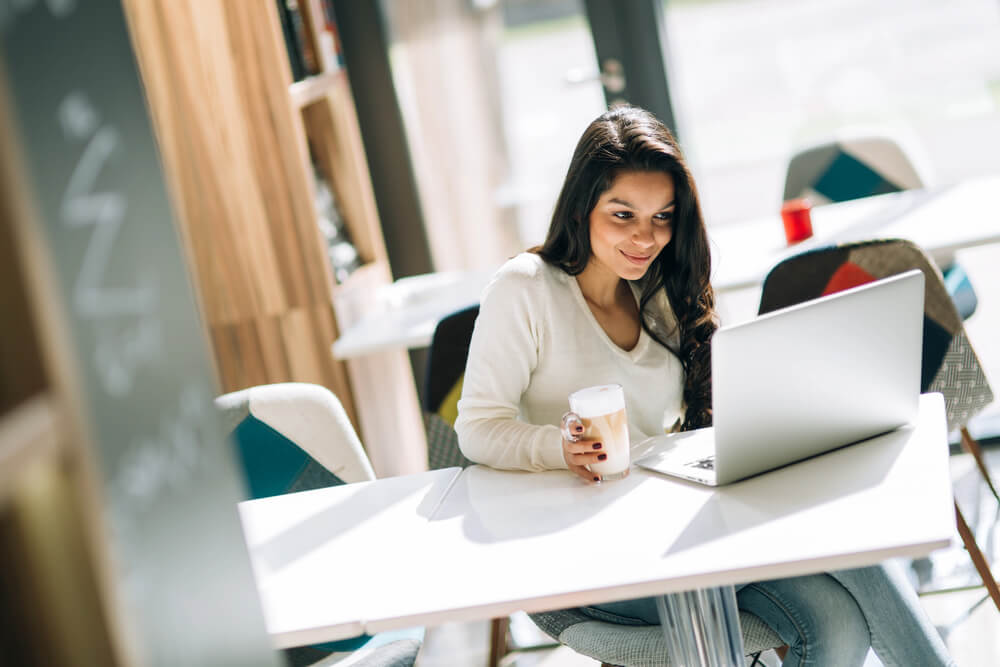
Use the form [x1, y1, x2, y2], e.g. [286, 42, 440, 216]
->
[954, 499, 1000, 613]
[488, 617, 509, 667]
[959, 426, 1000, 503]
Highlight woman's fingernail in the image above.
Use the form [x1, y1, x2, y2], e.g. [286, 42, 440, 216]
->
[593, 476, 601, 482]
[592, 442, 602, 450]
[575, 425, 584, 433]
[597, 453, 607, 461]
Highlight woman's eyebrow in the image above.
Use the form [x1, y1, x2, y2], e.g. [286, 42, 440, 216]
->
[606, 197, 676, 209]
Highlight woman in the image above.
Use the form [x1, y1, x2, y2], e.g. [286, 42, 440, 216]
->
[455, 105, 953, 666]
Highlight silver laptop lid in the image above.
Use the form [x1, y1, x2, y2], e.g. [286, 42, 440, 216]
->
[711, 269, 924, 484]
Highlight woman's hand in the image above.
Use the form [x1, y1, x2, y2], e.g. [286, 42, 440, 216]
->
[561, 412, 606, 483]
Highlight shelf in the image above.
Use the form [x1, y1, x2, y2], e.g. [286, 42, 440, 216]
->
[0, 394, 61, 504]
[289, 69, 344, 109]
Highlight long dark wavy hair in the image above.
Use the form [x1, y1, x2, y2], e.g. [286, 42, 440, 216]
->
[535, 106, 717, 430]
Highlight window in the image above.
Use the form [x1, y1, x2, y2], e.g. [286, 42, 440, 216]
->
[662, 0, 1000, 225]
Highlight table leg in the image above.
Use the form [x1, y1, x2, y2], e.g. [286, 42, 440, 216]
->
[656, 585, 745, 666]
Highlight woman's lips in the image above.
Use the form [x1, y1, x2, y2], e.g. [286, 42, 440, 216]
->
[620, 250, 652, 265]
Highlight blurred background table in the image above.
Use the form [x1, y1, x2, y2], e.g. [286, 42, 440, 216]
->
[709, 173, 1000, 292]
[332, 270, 493, 360]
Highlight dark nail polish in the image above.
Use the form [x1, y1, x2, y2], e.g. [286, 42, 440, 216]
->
[592, 442, 602, 450]
[593, 476, 601, 482]
[598, 453, 607, 461]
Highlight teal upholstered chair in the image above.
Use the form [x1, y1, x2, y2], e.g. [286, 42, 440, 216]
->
[758, 239, 1000, 613]
[215, 382, 423, 667]
[783, 134, 977, 319]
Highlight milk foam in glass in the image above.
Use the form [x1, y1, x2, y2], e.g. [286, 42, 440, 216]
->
[568, 384, 630, 481]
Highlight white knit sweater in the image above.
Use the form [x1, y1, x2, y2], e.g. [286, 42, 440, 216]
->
[455, 253, 685, 471]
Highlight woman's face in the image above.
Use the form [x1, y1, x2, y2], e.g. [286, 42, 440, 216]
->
[587, 169, 675, 282]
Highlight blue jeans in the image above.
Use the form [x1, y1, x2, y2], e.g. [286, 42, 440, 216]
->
[582, 562, 954, 667]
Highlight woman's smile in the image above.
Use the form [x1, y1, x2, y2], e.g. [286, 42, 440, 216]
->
[619, 249, 654, 265]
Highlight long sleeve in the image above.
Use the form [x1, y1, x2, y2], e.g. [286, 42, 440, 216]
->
[455, 259, 566, 471]
[456, 253, 685, 473]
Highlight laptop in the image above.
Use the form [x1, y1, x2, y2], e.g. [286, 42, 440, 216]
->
[634, 269, 924, 486]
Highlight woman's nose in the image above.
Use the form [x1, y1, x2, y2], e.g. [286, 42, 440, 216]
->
[633, 224, 655, 247]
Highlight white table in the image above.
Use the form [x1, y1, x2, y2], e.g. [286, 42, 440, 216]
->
[239, 394, 954, 662]
[710, 173, 1000, 292]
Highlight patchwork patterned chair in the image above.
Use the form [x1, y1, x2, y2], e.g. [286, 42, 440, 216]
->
[215, 383, 423, 667]
[783, 135, 925, 206]
[758, 239, 1000, 612]
[783, 135, 977, 319]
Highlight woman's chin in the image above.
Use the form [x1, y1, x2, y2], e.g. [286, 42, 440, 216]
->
[618, 262, 653, 280]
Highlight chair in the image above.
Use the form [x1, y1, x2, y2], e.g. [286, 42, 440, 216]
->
[758, 239, 1000, 613]
[423, 305, 478, 471]
[528, 607, 783, 667]
[423, 305, 551, 666]
[783, 135, 978, 319]
[423, 309, 784, 666]
[214, 382, 423, 667]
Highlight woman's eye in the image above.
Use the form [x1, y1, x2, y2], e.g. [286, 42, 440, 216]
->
[654, 213, 673, 226]
[613, 211, 634, 220]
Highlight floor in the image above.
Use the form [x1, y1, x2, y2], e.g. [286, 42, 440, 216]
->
[415, 242, 1000, 667]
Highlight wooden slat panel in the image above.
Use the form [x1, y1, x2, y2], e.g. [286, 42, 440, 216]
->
[125, 0, 288, 324]
[254, 316, 294, 387]
[277, 308, 327, 387]
[210, 321, 267, 393]
[224, 2, 334, 310]
[305, 303, 358, 426]
[124, 0, 421, 465]
[209, 312, 359, 433]
[126, 0, 354, 401]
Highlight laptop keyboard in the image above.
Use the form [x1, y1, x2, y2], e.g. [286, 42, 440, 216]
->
[685, 455, 716, 470]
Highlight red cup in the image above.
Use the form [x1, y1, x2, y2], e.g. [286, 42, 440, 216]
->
[781, 198, 814, 245]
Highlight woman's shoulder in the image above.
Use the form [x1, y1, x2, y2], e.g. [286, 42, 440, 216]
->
[489, 252, 567, 289]
[478, 253, 567, 319]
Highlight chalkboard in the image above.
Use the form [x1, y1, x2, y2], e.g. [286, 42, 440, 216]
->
[1, 2, 281, 665]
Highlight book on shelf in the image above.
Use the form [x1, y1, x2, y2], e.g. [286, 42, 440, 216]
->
[316, 0, 344, 71]
[311, 153, 361, 283]
[276, 0, 320, 82]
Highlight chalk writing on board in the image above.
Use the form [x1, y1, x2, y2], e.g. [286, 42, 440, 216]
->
[59, 91, 162, 397]
[2, 1, 280, 661]
[114, 383, 209, 505]
[108, 383, 212, 538]
[108, 382, 217, 665]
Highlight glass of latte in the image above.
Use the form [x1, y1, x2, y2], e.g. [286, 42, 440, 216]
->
[565, 384, 630, 481]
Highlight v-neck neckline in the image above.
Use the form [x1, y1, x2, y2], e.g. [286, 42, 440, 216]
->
[568, 274, 650, 361]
